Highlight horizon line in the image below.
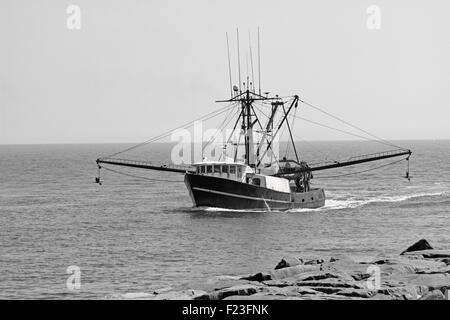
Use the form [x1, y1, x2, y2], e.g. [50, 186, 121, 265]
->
[0, 138, 449, 146]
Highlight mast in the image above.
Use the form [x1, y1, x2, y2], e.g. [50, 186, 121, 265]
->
[242, 89, 255, 167]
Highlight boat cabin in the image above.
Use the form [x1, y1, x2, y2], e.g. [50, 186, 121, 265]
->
[193, 162, 248, 181]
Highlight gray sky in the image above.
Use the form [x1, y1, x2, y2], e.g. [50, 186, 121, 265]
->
[1, 0, 449, 144]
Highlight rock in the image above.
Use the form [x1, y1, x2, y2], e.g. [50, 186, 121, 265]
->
[312, 287, 341, 295]
[240, 272, 272, 282]
[320, 256, 368, 281]
[377, 286, 426, 300]
[401, 239, 433, 255]
[438, 258, 450, 265]
[223, 292, 303, 300]
[153, 286, 173, 294]
[153, 289, 207, 300]
[391, 273, 450, 292]
[351, 272, 373, 281]
[195, 284, 260, 300]
[402, 249, 450, 259]
[297, 279, 364, 290]
[419, 289, 446, 300]
[263, 279, 296, 288]
[304, 259, 325, 265]
[269, 265, 319, 280]
[263, 285, 319, 297]
[336, 288, 376, 299]
[416, 266, 450, 275]
[274, 257, 302, 270]
[371, 257, 446, 276]
[296, 272, 341, 282]
[120, 292, 156, 299]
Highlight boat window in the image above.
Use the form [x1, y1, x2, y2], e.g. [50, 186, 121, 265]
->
[237, 166, 242, 179]
[200, 166, 206, 173]
[222, 165, 228, 174]
[206, 165, 212, 173]
[252, 178, 261, 186]
[196, 166, 200, 173]
[214, 165, 220, 174]
[230, 165, 236, 174]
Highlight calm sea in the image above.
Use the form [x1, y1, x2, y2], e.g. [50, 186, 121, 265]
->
[0, 140, 449, 299]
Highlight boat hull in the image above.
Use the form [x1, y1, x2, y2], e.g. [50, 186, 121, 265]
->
[184, 173, 325, 210]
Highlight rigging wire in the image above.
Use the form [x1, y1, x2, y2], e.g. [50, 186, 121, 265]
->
[202, 104, 239, 153]
[299, 99, 402, 149]
[100, 165, 184, 183]
[102, 103, 237, 159]
[258, 102, 397, 145]
[313, 157, 407, 179]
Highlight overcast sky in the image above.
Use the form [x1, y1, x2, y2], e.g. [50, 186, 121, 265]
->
[1, 0, 449, 144]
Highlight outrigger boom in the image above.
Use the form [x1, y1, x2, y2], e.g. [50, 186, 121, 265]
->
[96, 158, 195, 174]
[276, 149, 412, 176]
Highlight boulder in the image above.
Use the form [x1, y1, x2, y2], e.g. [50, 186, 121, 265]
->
[195, 284, 260, 300]
[377, 286, 427, 300]
[153, 289, 207, 300]
[401, 239, 433, 255]
[402, 249, 450, 259]
[419, 289, 446, 300]
[269, 265, 319, 280]
[336, 288, 376, 299]
[274, 257, 302, 270]
[392, 273, 450, 291]
[304, 258, 325, 265]
[240, 272, 272, 282]
[351, 272, 373, 281]
[297, 279, 364, 290]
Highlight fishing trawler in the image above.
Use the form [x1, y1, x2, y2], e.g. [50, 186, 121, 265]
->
[95, 30, 412, 211]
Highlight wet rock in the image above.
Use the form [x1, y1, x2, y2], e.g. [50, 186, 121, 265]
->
[401, 239, 433, 255]
[274, 257, 302, 270]
[419, 289, 446, 300]
[195, 284, 260, 300]
[241, 272, 272, 282]
[269, 265, 319, 280]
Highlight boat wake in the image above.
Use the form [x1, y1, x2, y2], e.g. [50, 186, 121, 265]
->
[289, 190, 449, 212]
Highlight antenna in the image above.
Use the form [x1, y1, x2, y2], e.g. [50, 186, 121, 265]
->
[249, 31, 255, 93]
[236, 28, 242, 94]
[226, 32, 233, 98]
[257, 27, 261, 96]
[248, 30, 255, 91]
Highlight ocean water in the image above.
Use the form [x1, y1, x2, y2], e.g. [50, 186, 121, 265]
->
[0, 140, 449, 299]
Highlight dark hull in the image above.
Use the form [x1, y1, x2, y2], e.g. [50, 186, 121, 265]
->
[184, 173, 325, 210]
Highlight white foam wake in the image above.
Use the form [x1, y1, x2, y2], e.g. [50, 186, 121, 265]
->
[289, 191, 448, 213]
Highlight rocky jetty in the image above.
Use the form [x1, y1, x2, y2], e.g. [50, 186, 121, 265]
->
[135, 239, 450, 300]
